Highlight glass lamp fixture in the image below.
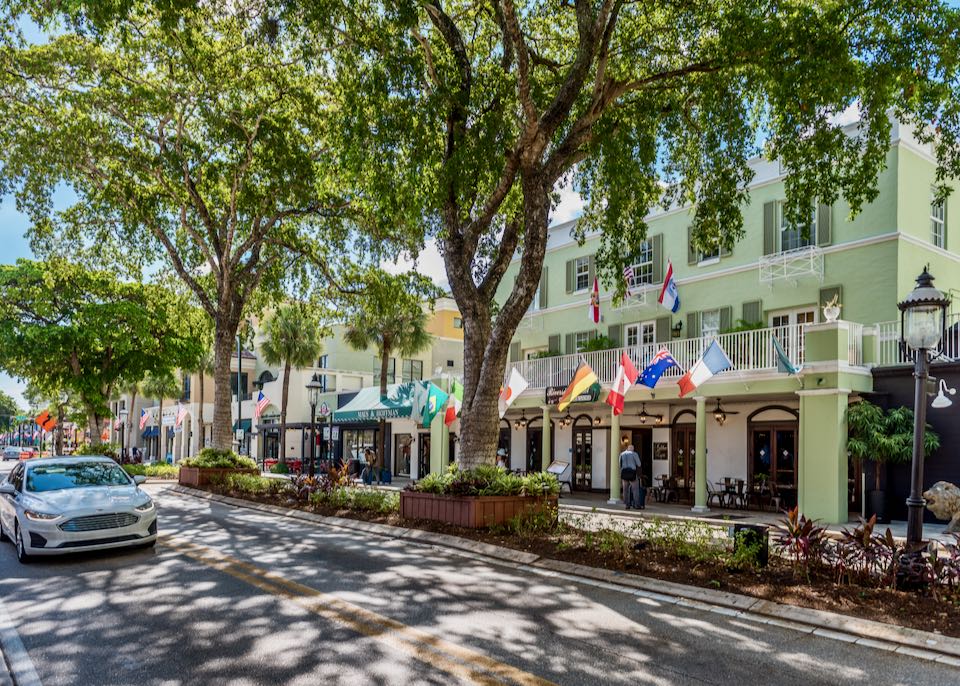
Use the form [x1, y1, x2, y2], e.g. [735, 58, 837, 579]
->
[594, 416, 601, 426]
[637, 403, 662, 425]
[898, 267, 949, 352]
[306, 372, 323, 407]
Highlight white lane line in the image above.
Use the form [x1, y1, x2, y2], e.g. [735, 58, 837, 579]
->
[0, 596, 42, 686]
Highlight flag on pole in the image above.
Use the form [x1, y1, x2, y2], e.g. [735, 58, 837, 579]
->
[255, 391, 270, 418]
[139, 409, 151, 430]
[678, 340, 733, 397]
[558, 361, 599, 412]
[623, 265, 634, 297]
[605, 352, 640, 416]
[588, 277, 600, 323]
[772, 336, 802, 375]
[114, 417, 122, 430]
[658, 261, 680, 313]
[423, 383, 449, 428]
[638, 348, 681, 388]
[175, 403, 188, 429]
[498, 368, 529, 418]
[410, 380, 430, 425]
[444, 380, 464, 427]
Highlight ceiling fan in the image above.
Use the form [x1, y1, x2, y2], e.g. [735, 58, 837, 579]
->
[712, 399, 740, 425]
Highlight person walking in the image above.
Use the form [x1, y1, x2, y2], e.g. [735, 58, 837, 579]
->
[496, 448, 509, 470]
[619, 443, 642, 510]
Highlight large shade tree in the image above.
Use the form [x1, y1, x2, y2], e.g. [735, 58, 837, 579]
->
[0, 259, 206, 445]
[0, 1, 419, 451]
[259, 304, 324, 464]
[293, 0, 960, 465]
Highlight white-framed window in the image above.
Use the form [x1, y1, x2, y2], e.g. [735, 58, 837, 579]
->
[931, 191, 945, 248]
[778, 202, 816, 252]
[574, 257, 590, 291]
[525, 348, 546, 360]
[627, 242, 654, 288]
[453, 317, 463, 329]
[528, 285, 541, 313]
[574, 331, 590, 351]
[770, 308, 816, 328]
[698, 244, 721, 264]
[625, 321, 656, 347]
[701, 309, 721, 338]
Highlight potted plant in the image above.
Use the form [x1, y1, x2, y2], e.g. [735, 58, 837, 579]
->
[178, 448, 259, 487]
[846, 401, 939, 522]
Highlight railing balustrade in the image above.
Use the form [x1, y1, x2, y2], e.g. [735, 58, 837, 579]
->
[874, 313, 960, 366]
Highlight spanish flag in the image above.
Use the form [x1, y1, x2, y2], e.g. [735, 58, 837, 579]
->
[557, 361, 599, 412]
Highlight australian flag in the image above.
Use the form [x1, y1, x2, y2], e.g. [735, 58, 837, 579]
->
[638, 348, 680, 389]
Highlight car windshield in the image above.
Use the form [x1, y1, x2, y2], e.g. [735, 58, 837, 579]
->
[26, 462, 131, 493]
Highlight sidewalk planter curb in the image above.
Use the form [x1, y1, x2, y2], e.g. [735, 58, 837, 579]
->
[178, 467, 258, 488]
[399, 491, 558, 529]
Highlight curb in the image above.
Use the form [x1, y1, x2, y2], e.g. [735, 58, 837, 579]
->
[166, 485, 960, 666]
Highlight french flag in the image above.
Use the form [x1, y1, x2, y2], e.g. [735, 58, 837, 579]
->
[678, 341, 733, 397]
[658, 261, 680, 313]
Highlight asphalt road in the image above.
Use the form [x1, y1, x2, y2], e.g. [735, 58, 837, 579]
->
[0, 460, 956, 685]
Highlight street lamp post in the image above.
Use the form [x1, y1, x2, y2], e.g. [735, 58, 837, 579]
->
[306, 372, 323, 478]
[897, 266, 950, 552]
[118, 409, 128, 461]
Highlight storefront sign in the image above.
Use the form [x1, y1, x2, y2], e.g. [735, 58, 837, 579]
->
[318, 401, 330, 417]
[322, 426, 340, 440]
[544, 383, 600, 406]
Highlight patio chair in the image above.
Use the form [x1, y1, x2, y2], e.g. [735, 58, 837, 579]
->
[706, 480, 725, 508]
[768, 482, 783, 513]
[732, 479, 747, 509]
[662, 476, 679, 503]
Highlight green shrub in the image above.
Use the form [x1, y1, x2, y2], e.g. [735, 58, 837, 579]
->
[309, 487, 399, 514]
[124, 464, 147, 476]
[75, 442, 120, 459]
[270, 462, 290, 474]
[411, 465, 559, 498]
[225, 473, 291, 496]
[182, 448, 256, 470]
[521, 471, 561, 497]
[497, 505, 559, 537]
[146, 463, 179, 479]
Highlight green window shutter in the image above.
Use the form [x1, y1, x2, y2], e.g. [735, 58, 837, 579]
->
[742, 300, 762, 326]
[565, 260, 574, 293]
[819, 285, 842, 311]
[588, 254, 596, 284]
[655, 316, 672, 343]
[547, 334, 560, 354]
[651, 234, 664, 284]
[943, 199, 948, 251]
[565, 333, 575, 355]
[687, 225, 697, 265]
[539, 266, 548, 308]
[509, 341, 521, 363]
[816, 203, 832, 247]
[687, 312, 700, 338]
[608, 324, 622, 346]
[763, 201, 777, 255]
[719, 306, 733, 333]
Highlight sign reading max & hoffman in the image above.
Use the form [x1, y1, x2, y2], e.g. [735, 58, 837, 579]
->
[544, 383, 601, 406]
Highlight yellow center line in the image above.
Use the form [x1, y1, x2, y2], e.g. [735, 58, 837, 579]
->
[159, 535, 557, 686]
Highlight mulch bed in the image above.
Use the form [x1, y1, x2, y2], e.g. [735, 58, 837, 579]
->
[201, 486, 960, 639]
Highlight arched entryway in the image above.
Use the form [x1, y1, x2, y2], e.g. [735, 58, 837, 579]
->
[747, 405, 800, 509]
[671, 409, 696, 498]
[524, 416, 555, 473]
[571, 415, 593, 490]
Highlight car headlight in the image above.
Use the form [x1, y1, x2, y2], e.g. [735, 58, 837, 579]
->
[24, 510, 59, 522]
[135, 500, 154, 512]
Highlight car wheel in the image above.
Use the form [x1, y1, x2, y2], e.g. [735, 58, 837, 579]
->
[0, 518, 7, 543]
[15, 524, 31, 564]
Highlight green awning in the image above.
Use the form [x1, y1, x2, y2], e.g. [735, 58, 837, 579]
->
[233, 418, 252, 431]
[333, 383, 414, 423]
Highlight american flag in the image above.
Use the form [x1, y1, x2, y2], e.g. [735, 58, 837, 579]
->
[139, 409, 151, 430]
[255, 391, 270, 418]
[175, 404, 188, 428]
[623, 265, 634, 296]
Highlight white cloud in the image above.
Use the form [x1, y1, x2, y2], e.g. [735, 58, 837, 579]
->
[382, 239, 449, 290]
[0, 373, 28, 409]
[829, 101, 862, 127]
[551, 177, 585, 225]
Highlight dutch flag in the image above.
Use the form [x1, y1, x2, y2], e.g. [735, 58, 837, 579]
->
[658, 260, 680, 313]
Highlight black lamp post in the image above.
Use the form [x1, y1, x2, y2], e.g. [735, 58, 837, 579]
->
[897, 267, 950, 552]
[306, 372, 323, 477]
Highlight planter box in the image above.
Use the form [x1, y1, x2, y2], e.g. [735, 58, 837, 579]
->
[178, 467, 258, 488]
[400, 491, 558, 529]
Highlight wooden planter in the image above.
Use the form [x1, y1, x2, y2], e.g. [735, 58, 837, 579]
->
[178, 467, 259, 488]
[400, 491, 558, 529]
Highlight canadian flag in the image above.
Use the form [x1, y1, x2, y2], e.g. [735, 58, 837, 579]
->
[605, 352, 639, 416]
[498, 368, 529, 419]
[588, 277, 600, 323]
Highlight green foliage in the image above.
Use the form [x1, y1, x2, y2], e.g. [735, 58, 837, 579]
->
[720, 320, 765, 334]
[642, 517, 724, 564]
[270, 462, 291, 475]
[728, 531, 765, 571]
[224, 473, 292, 497]
[847, 401, 940, 490]
[578, 335, 618, 353]
[496, 506, 561, 538]
[412, 465, 560, 498]
[0, 260, 206, 427]
[74, 442, 120, 459]
[183, 448, 256, 470]
[530, 349, 560, 360]
[141, 371, 180, 405]
[309, 487, 400, 514]
[123, 463, 178, 479]
[260, 305, 325, 371]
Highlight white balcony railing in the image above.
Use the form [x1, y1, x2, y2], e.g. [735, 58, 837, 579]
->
[874, 313, 960, 366]
[508, 323, 807, 390]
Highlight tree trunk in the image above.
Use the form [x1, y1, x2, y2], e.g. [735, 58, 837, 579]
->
[212, 320, 241, 452]
[128, 388, 137, 455]
[158, 397, 165, 459]
[87, 408, 101, 446]
[197, 370, 205, 450]
[378, 349, 389, 472]
[280, 358, 291, 464]
[55, 404, 65, 455]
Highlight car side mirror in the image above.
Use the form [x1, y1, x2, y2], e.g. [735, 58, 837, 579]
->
[133, 475, 147, 486]
[0, 483, 15, 496]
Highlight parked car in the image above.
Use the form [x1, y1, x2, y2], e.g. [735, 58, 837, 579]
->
[18, 448, 39, 460]
[2, 446, 20, 461]
[0, 456, 157, 563]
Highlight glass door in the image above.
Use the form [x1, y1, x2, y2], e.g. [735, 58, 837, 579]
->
[417, 433, 430, 477]
[526, 428, 542, 473]
[672, 426, 696, 494]
[394, 434, 412, 476]
[572, 427, 592, 490]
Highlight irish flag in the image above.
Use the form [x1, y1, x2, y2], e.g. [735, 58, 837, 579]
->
[605, 352, 639, 416]
[498, 368, 529, 418]
[558, 361, 599, 412]
[444, 380, 464, 427]
[678, 340, 733, 397]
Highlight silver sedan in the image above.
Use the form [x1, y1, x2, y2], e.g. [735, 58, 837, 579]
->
[0, 456, 157, 562]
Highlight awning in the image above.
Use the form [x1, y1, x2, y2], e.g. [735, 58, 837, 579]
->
[142, 427, 159, 438]
[233, 418, 252, 432]
[333, 383, 415, 423]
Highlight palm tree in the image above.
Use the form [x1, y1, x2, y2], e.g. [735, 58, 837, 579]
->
[259, 304, 323, 464]
[117, 378, 142, 456]
[344, 278, 433, 465]
[192, 349, 214, 451]
[142, 370, 179, 461]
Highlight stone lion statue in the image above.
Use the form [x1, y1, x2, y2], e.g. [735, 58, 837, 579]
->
[923, 481, 960, 533]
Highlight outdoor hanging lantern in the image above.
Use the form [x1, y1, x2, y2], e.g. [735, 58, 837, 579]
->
[898, 266, 949, 353]
[931, 379, 956, 409]
[306, 372, 323, 408]
[637, 403, 662, 425]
